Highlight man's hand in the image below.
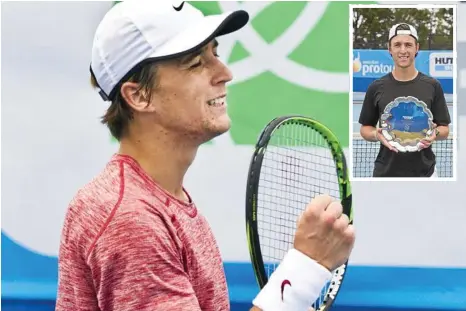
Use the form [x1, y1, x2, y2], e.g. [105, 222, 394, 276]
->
[419, 123, 437, 150]
[251, 195, 355, 311]
[375, 128, 398, 153]
[294, 195, 355, 272]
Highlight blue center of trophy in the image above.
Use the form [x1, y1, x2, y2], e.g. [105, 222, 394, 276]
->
[380, 96, 434, 152]
[389, 101, 430, 133]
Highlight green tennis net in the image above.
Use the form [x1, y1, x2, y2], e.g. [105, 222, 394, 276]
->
[352, 133, 454, 178]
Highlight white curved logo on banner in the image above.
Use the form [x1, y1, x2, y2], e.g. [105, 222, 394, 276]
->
[217, 1, 347, 92]
[212, 1, 344, 147]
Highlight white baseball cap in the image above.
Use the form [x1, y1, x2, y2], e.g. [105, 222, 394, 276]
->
[388, 23, 419, 41]
[90, 0, 249, 101]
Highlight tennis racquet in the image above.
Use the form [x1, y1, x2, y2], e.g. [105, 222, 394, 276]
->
[245, 115, 353, 310]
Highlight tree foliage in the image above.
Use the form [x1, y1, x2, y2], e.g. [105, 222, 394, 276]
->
[353, 8, 453, 50]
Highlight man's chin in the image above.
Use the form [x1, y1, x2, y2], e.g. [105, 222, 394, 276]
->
[195, 117, 231, 144]
[397, 60, 413, 68]
[212, 114, 231, 131]
[208, 120, 231, 138]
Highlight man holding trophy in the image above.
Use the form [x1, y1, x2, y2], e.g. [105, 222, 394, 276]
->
[358, 23, 451, 178]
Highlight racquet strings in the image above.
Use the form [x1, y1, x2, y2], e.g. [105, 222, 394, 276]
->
[256, 121, 341, 308]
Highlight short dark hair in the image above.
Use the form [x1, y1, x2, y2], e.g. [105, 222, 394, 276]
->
[90, 63, 159, 141]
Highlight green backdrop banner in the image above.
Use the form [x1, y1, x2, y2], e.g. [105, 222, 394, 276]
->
[111, 1, 375, 147]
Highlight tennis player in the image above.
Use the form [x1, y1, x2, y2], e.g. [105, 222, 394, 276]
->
[359, 23, 451, 178]
[55, 1, 355, 311]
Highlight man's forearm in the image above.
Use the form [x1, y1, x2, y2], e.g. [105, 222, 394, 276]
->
[435, 125, 449, 140]
[360, 125, 378, 142]
[249, 249, 331, 311]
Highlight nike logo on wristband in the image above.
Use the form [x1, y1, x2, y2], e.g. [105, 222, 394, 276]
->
[280, 279, 291, 301]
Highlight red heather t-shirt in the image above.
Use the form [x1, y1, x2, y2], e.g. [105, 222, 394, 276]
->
[55, 154, 229, 311]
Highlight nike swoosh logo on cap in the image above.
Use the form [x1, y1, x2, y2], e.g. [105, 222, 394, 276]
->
[173, 1, 185, 11]
[281, 279, 291, 301]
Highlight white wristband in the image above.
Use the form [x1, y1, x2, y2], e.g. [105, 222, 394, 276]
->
[252, 249, 332, 311]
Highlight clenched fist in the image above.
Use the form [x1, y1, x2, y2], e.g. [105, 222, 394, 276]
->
[294, 194, 355, 271]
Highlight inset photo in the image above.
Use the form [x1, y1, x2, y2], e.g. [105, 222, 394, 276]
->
[350, 4, 456, 181]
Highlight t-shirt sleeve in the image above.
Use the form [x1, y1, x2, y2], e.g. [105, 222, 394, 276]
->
[431, 80, 451, 126]
[87, 210, 202, 311]
[358, 81, 380, 127]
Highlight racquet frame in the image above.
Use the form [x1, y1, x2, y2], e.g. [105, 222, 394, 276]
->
[245, 115, 353, 310]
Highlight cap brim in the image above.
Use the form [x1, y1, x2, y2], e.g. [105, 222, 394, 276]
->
[154, 10, 249, 58]
[107, 10, 249, 99]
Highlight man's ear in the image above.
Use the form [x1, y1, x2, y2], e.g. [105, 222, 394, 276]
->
[120, 82, 155, 112]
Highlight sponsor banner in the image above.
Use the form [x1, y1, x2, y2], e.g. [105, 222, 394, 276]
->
[353, 50, 454, 94]
[353, 49, 453, 79]
[353, 77, 453, 94]
[429, 51, 454, 78]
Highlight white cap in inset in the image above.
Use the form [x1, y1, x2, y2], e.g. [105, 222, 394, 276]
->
[90, 0, 249, 101]
[388, 23, 419, 42]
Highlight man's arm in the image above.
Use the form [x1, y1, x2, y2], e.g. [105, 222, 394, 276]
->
[358, 81, 399, 152]
[360, 125, 378, 142]
[358, 82, 379, 142]
[431, 81, 451, 141]
[87, 211, 203, 311]
[435, 125, 449, 140]
[419, 81, 451, 148]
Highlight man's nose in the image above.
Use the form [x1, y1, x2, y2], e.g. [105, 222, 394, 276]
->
[212, 60, 233, 85]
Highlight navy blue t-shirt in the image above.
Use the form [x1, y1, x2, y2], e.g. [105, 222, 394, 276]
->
[359, 72, 451, 177]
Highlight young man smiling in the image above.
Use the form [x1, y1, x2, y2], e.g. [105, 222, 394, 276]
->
[55, 1, 355, 310]
[359, 23, 451, 177]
